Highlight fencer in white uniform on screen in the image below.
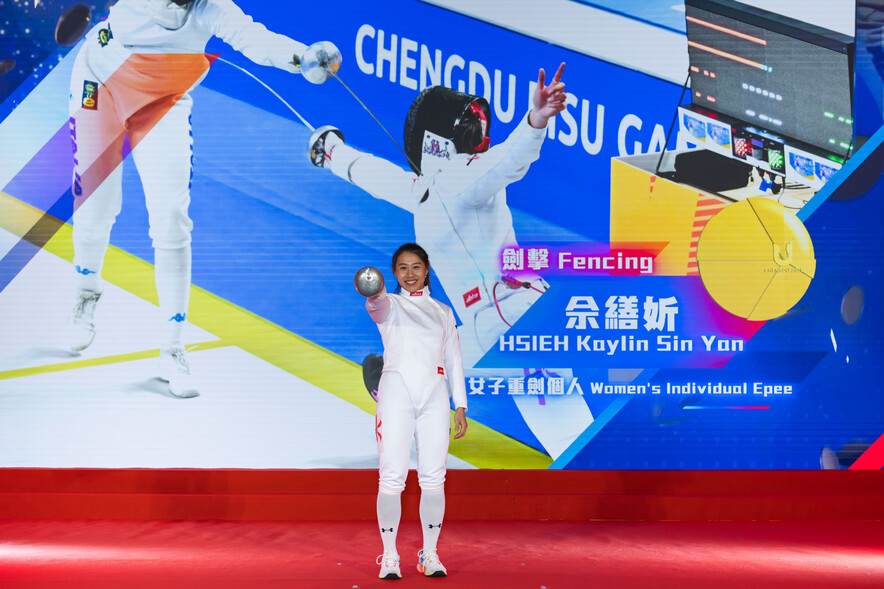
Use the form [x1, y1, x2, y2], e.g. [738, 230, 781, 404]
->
[316, 70, 564, 359]
[312, 64, 595, 459]
[356, 244, 468, 580]
[67, 0, 336, 397]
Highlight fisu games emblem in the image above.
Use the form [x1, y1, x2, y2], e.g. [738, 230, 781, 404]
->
[81, 80, 98, 110]
[98, 25, 113, 47]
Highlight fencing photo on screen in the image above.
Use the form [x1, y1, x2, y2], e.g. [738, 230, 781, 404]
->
[0, 0, 882, 472]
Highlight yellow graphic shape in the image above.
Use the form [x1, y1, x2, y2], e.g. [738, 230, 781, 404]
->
[696, 197, 815, 321]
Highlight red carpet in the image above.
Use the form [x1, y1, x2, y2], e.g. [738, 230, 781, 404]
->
[1, 519, 882, 588]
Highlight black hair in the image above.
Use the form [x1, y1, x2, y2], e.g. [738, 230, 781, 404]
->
[391, 243, 430, 290]
[453, 110, 486, 154]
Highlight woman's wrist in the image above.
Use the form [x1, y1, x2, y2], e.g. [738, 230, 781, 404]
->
[528, 109, 548, 129]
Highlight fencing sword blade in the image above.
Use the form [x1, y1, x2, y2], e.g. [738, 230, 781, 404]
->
[214, 58, 420, 172]
[326, 68, 421, 174]
[216, 57, 315, 132]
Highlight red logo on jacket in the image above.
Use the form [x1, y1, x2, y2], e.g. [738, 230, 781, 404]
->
[463, 287, 481, 307]
[410, 290, 424, 296]
[437, 367, 445, 375]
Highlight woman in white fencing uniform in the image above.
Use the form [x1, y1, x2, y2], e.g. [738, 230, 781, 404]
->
[312, 64, 594, 460]
[67, 0, 333, 397]
[356, 243, 468, 579]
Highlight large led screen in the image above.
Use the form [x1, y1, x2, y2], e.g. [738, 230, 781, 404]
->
[0, 0, 881, 471]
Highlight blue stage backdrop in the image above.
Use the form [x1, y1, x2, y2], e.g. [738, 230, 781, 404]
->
[0, 0, 881, 471]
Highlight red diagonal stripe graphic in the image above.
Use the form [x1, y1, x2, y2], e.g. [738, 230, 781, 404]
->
[848, 432, 884, 470]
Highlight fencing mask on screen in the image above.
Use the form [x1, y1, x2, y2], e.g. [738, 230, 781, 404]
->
[403, 86, 492, 175]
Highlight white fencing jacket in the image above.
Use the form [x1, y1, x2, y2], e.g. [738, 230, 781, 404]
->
[330, 112, 545, 330]
[105, 0, 306, 72]
[367, 286, 468, 411]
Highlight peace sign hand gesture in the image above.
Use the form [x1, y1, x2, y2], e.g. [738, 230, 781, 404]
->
[528, 62, 566, 129]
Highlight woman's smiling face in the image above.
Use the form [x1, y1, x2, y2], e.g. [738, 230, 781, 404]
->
[394, 251, 428, 293]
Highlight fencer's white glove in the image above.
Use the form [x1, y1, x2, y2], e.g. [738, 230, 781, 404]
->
[308, 126, 345, 167]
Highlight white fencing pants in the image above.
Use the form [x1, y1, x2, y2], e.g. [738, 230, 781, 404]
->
[376, 372, 450, 494]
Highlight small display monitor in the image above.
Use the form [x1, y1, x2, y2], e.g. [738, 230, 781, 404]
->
[685, 0, 854, 157]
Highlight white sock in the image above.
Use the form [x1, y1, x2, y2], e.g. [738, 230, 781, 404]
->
[377, 489, 402, 555]
[154, 245, 191, 348]
[73, 237, 109, 293]
[419, 487, 445, 553]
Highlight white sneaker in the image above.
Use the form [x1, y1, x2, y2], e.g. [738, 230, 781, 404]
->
[69, 289, 101, 352]
[417, 549, 447, 577]
[158, 345, 200, 398]
[376, 551, 402, 580]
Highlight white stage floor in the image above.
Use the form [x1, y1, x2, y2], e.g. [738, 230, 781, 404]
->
[0, 227, 475, 470]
